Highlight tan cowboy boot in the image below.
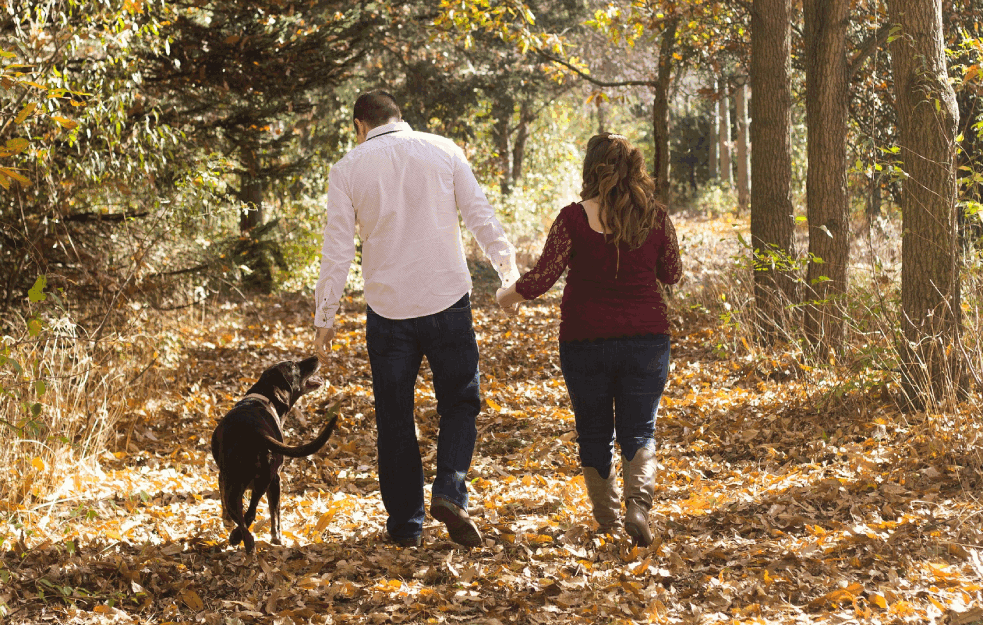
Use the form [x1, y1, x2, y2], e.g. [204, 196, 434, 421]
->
[623, 448, 657, 546]
[582, 466, 622, 533]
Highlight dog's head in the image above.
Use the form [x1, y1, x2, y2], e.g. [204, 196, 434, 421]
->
[253, 356, 323, 409]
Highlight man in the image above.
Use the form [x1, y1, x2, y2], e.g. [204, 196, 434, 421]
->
[313, 91, 518, 548]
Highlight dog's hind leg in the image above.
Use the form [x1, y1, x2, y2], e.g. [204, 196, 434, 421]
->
[268, 475, 282, 545]
[224, 482, 250, 550]
[242, 479, 267, 543]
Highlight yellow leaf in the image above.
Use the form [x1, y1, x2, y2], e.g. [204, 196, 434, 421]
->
[315, 510, 336, 532]
[31, 456, 45, 471]
[5, 137, 29, 154]
[486, 398, 502, 412]
[51, 116, 78, 130]
[14, 102, 36, 124]
[181, 589, 204, 611]
[872, 593, 888, 609]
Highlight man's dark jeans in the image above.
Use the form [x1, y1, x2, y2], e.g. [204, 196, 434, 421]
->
[559, 334, 671, 480]
[366, 292, 481, 542]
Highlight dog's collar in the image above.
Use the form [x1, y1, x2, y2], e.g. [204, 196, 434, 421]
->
[238, 393, 280, 420]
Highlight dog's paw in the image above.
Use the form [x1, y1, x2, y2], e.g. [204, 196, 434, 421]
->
[229, 527, 243, 546]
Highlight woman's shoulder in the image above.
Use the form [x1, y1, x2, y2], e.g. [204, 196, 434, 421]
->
[645, 209, 673, 238]
[556, 201, 585, 223]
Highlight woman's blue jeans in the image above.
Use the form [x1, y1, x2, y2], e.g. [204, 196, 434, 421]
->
[559, 334, 671, 480]
[366, 293, 481, 542]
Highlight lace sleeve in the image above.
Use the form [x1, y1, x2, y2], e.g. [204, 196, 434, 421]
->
[656, 212, 682, 285]
[515, 210, 573, 300]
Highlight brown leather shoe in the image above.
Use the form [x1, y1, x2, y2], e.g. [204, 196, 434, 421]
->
[429, 497, 483, 548]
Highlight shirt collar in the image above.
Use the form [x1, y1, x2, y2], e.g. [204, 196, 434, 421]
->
[366, 121, 411, 141]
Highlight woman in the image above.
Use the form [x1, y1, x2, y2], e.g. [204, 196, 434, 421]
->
[496, 133, 682, 546]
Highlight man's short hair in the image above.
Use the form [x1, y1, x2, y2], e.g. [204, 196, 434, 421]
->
[353, 91, 401, 128]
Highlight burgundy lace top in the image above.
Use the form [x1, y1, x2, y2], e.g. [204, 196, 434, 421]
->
[514, 202, 682, 342]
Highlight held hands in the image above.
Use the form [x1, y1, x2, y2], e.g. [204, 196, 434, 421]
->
[496, 282, 525, 316]
[314, 326, 336, 366]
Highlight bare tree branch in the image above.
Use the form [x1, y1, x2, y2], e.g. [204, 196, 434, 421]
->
[535, 49, 656, 88]
[850, 23, 892, 79]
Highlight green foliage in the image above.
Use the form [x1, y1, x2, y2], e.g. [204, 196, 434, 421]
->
[0, 275, 51, 449]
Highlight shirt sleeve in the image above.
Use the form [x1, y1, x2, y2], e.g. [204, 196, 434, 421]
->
[515, 209, 573, 300]
[656, 212, 682, 286]
[313, 164, 357, 329]
[451, 148, 519, 285]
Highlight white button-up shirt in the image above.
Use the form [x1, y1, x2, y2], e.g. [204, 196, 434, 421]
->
[314, 121, 518, 328]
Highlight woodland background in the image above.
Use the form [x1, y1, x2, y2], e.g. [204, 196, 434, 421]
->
[2, 1, 983, 623]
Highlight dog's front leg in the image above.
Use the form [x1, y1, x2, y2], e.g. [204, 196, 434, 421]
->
[268, 475, 282, 545]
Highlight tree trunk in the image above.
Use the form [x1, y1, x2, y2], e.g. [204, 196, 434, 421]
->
[651, 18, 678, 205]
[239, 147, 264, 232]
[734, 76, 751, 213]
[512, 100, 532, 186]
[887, 0, 962, 407]
[237, 146, 275, 291]
[597, 95, 608, 134]
[709, 78, 719, 181]
[750, 0, 797, 341]
[803, 0, 850, 354]
[492, 97, 514, 196]
[865, 172, 882, 225]
[718, 79, 733, 189]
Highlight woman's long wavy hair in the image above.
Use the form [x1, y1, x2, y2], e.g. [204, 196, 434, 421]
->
[580, 133, 664, 250]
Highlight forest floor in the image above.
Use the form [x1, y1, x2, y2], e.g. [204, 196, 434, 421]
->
[2, 215, 983, 625]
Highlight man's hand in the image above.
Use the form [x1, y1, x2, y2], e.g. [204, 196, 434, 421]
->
[314, 326, 336, 366]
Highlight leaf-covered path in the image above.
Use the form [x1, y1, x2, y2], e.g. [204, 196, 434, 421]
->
[2, 217, 983, 624]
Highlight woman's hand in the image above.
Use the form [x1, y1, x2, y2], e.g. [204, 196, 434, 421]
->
[496, 283, 525, 316]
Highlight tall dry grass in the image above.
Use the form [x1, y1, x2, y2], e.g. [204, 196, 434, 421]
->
[675, 204, 982, 470]
[0, 303, 168, 514]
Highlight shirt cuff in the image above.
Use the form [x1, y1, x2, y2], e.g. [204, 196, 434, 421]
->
[314, 302, 338, 329]
[494, 257, 520, 287]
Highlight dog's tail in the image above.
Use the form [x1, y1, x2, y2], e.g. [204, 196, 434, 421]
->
[262, 402, 341, 458]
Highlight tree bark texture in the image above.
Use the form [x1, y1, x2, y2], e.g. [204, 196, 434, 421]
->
[750, 0, 797, 340]
[751, 0, 796, 340]
[887, 0, 962, 406]
[718, 80, 733, 188]
[597, 96, 608, 135]
[239, 147, 264, 232]
[237, 146, 275, 291]
[651, 18, 679, 205]
[512, 100, 532, 185]
[492, 96, 514, 196]
[734, 77, 751, 213]
[709, 78, 719, 180]
[803, 0, 850, 354]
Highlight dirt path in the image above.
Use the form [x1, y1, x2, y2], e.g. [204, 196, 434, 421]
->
[2, 219, 982, 624]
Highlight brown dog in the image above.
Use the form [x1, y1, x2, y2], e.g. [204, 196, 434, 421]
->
[210, 356, 339, 553]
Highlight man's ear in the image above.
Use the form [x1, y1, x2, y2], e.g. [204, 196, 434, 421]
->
[354, 118, 368, 144]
